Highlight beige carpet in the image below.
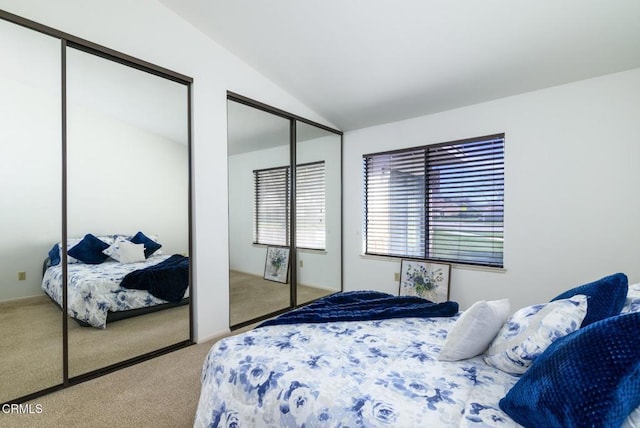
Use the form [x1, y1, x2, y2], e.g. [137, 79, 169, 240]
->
[229, 270, 334, 325]
[0, 296, 63, 403]
[67, 303, 189, 377]
[1, 274, 334, 424]
[0, 295, 189, 403]
[0, 337, 222, 428]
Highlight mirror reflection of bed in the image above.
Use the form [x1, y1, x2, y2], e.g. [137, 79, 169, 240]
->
[227, 98, 342, 327]
[0, 15, 192, 404]
[64, 48, 190, 377]
[41, 232, 190, 376]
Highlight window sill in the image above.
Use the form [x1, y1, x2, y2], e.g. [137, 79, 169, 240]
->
[359, 253, 507, 273]
[252, 243, 327, 255]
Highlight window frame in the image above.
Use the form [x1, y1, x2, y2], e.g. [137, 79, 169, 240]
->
[363, 133, 504, 268]
[253, 165, 290, 247]
[253, 161, 326, 251]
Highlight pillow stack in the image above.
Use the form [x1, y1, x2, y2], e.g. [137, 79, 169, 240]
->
[102, 231, 163, 264]
[47, 231, 163, 265]
[438, 273, 633, 425]
[500, 311, 640, 427]
[492, 272, 633, 426]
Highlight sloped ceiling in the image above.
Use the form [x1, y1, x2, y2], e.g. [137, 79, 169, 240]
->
[160, 0, 640, 131]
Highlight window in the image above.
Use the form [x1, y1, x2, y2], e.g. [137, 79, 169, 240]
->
[363, 134, 504, 267]
[296, 162, 326, 249]
[254, 161, 326, 250]
[254, 166, 289, 246]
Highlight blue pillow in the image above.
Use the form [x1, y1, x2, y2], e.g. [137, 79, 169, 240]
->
[67, 234, 109, 264]
[48, 243, 61, 266]
[551, 273, 628, 327]
[499, 312, 640, 428]
[130, 231, 162, 258]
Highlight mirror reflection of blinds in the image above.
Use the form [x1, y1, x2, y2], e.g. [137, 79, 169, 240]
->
[253, 161, 326, 250]
[363, 134, 504, 268]
[296, 161, 326, 250]
[254, 166, 289, 246]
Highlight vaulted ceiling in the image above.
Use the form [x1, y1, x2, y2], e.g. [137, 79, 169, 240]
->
[160, 0, 640, 131]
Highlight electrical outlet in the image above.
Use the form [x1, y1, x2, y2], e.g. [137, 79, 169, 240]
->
[18, 271, 26, 281]
[394, 272, 400, 281]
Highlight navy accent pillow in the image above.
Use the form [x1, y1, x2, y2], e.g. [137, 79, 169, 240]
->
[48, 243, 61, 266]
[550, 273, 628, 327]
[67, 234, 109, 264]
[130, 231, 162, 258]
[500, 311, 640, 428]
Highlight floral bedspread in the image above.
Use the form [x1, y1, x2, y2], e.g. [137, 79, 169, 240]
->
[42, 255, 179, 328]
[195, 317, 521, 427]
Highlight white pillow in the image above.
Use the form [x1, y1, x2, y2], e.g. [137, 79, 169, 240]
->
[103, 239, 146, 264]
[483, 294, 587, 375]
[438, 299, 510, 361]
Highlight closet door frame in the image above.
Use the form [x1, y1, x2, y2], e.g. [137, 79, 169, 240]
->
[0, 9, 194, 404]
[227, 91, 344, 330]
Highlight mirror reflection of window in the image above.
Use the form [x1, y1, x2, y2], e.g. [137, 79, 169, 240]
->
[253, 161, 326, 249]
[295, 123, 342, 306]
[227, 97, 342, 328]
[227, 100, 292, 327]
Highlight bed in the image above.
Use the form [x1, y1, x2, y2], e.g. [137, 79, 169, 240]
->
[195, 275, 640, 427]
[42, 232, 189, 329]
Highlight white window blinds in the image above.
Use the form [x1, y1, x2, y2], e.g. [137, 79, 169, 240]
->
[254, 161, 326, 250]
[296, 162, 326, 250]
[254, 166, 289, 246]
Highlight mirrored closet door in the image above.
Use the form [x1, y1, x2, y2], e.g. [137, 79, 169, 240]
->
[65, 47, 191, 377]
[227, 94, 343, 328]
[0, 18, 63, 403]
[0, 10, 193, 404]
[295, 123, 342, 306]
[227, 99, 292, 326]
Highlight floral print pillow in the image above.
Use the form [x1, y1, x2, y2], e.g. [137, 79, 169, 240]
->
[483, 295, 587, 376]
[621, 283, 640, 314]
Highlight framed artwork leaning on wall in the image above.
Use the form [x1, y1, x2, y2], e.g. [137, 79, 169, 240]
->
[399, 259, 451, 302]
[263, 246, 290, 283]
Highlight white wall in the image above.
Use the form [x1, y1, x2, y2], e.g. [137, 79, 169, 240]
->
[0, 0, 335, 341]
[67, 102, 189, 254]
[0, 25, 188, 300]
[228, 134, 342, 291]
[343, 68, 640, 312]
[296, 134, 342, 291]
[0, 21, 60, 300]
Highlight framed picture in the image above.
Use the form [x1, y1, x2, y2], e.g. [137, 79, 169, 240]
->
[263, 246, 290, 283]
[399, 259, 451, 302]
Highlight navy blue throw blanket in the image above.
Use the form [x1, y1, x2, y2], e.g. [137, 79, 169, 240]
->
[258, 290, 459, 328]
[121, 254, 189, 302]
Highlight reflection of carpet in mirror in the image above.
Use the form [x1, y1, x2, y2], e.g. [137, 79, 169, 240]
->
[229, 270, 334, 326]
[0, 294, 189, 402]
[0, 295, 62, 403]
[68, 304, 189, 378]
